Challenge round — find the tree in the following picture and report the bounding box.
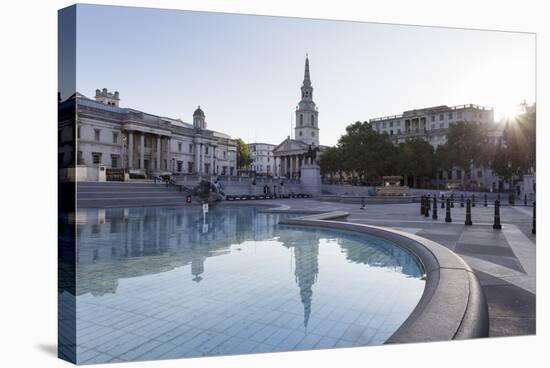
[443,121,487,184]
[490,103,536,185]
[338,121,398,183]
[235,138,252,170]
[397,138,435,188]
[318,146,344,181]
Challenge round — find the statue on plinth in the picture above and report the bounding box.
[304,144,320,166]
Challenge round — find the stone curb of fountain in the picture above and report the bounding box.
[279,211,489,344]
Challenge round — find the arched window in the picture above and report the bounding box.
[299,131,303,136]
[299,114,303,126]
[311,115,315,125]
[311,132,315,137]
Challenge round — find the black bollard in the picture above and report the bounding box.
[493,200,502,230]
[524,194,528,206]
[465,199,473,225]
[441,194,445,209]
[532,201,536,235]
[420,196,425,215]
[445,198,452,223]
[460,194,464,208]
[432,196,438,220]
[424,196,430,217]
[451,194,454,208]
[472,194,476,207]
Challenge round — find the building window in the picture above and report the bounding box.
[77,151,84,165]
[311,115,315,125]
[477,170,483,179]
[92,152,102,164]
[111,154,119,168]
[178,142,182,152]
[299,131,303,136]
[223,151,226,159]
[447,170,453,179]
[311,131,315,137]
[449,112,453,119]
[94,129,100,141]
[188,162,194,173]
[456,169,462,179]
[189,144,193,153]
[205,147,209,155]
[439,114,444,121]
[382,122,387,128]
[457,111,463,118]
[77,126,81,139]
[177,161,183,172]
[440,123,444,129]
[389,121,394,127]
[300,114,303,126]
[112,132,118,144]
[431,115,435,122]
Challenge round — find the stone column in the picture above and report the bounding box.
[290,155,294,179]
[139,133,144,170]
[128,131,133,169]
[194,141,200,174]
[166,137,172,171]
[210,145,215,175]
[156,135,161,171]
[200,144,204,174]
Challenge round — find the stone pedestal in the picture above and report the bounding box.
[522,174,535,197]
[301,164,321,198]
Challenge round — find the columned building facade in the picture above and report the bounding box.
[71,90,237,180]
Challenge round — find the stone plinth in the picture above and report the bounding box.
[301,164,321,198]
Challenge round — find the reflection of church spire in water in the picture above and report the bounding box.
[191,255,205,282]
[293,240,319,329]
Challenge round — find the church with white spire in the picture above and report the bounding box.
[273,55,326,179]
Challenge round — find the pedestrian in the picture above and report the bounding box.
[360,196,366,210]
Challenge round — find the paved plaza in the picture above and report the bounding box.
[262,198,536,337]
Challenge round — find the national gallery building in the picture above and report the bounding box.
[59,89,237,181]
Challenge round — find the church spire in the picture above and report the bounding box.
[303,54,311,87]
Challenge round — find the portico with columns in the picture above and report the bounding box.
[124,126,172,174]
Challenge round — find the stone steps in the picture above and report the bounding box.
[76,182,191,208]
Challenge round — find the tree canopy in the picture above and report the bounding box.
[318,105,536,188]
[235,138,252,169]
[491,103,536,178]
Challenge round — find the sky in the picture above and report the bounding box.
[73,4,536,147]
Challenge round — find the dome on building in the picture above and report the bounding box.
[193,106,205,117]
